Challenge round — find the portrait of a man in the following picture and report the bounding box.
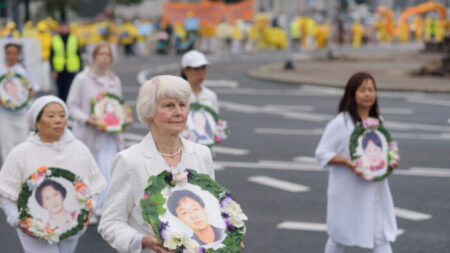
[166,190,225,246]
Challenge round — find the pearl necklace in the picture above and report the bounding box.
[159,147,182,157]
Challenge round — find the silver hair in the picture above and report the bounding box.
[136,75,191,128]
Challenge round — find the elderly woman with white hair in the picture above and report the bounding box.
[98,75,215,253]
[0,95,106,253]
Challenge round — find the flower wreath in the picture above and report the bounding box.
[0,71,32,111]
[181,103,229,147]
[90,92,133,133]
[140,168,247,253]
[17,167,93,244]
[349,117,400,181]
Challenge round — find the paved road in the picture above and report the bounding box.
[1,51,450,253]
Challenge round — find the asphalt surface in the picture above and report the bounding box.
[1,50,450,253]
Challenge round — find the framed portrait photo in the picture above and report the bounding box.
[140,168,247,253]
[17,167,93,244]
[0,71,32,111]
[90,92,133,133]
[349,117,400,181]
[181,103,229,147]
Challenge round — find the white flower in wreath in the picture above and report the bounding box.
[163,229,194,250]
[171,166,189,186]
[221,198,248,228]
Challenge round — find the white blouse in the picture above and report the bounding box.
[315,112,397,248]
[98,132,215,253]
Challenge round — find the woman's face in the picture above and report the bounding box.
[183,66,207,86]
[41,186,64,214]
[176,197,209,231]
[35,103,66,142]
[364,140,383,165]
[355,78,376,110]
[5,46,20,66]
[149,97,188,134]
[94,46,112,69]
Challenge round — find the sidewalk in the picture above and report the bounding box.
[248,43,450,93]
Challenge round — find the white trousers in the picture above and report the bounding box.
[17,227,86,253]
[325,238,392,253]
[0,112,28,161]
[95,134,117,211]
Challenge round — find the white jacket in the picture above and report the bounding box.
[98,132,215,253]
[315,112,397,248]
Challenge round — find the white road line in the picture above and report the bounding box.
[394,207,432,221]
[203,80,239,88]
[123,132,145,142]
[137,63,180,84]
[265,104,314,112]
[248,176,310,192]
[381,108,414,115]
[216,160,450,178]
[277,221,405,235]
[293,156,318,164]
[220,101,330,122]
[212,146,249,156]
[277,221,327,231]
[255,128,323,135]
[407,96,450,107]
[386,121,450,132]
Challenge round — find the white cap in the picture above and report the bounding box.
[27,95,69,131]
[181,50,209,68]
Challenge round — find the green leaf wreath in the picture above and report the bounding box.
[0,71,32,111]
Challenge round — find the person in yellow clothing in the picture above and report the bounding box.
[245,22,259,53]
[22,21,38,37]
[290,18,300,51]
[119,21,137,56]
[36,22,53,92]
[424,17,432,42]
[351,20,363,48]
[0,22,20,38]
[435,19,445,43]
[414,16,423,42]
[231,20,244,54]
[398,21,410,43]
[50,23,82,102]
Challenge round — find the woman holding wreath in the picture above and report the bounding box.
[0,95,106,253]
[315,72,398,253]
[0,43,39,161]
[66,42,125,216]
[98,75,216,253]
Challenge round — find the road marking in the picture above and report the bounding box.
[394,207,432,221]
[255,128,323,135]
[277,221,326,231]
[293,156,318,164]
[203,80,239,88]
[386,121,450,132]
[137,63,180,84]
[277,221,405,235]
[407,96,450,107]
[265,104,314,112]
[216,160,450,178]
[381,108,414,115]
[212,146,249,156]
[248,176,310,192]
[124,132,145,142]
[220,101,330,122]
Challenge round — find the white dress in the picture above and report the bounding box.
[315,112,397,248]
[0,63,39,161]
[0,130,106,253]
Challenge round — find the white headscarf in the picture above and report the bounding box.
[27,95,69,131]
[26,95,74,145]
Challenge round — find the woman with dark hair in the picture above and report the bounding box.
[35,179,78,233]
[167,190,224,246]
[362,132,385,171]
[315,72,398,253]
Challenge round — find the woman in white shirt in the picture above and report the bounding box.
[0,95,106,253]
[0,43,39,161]
[98,75,215,253]
[315,72,398,253]
[67,42,124,214]
[180,50,219,113]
